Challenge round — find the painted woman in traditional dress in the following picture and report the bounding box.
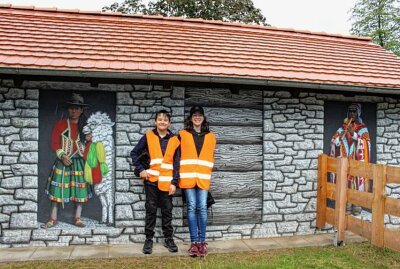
[330,103,371,215]
[41,93,93,228]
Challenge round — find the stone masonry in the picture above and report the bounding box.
[261,91,324,237]
[1,79,400,247]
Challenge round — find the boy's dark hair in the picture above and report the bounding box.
[154,110,171,121]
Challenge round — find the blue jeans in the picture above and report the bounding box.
[184,188,208,243]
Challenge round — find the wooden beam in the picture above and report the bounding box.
[347,189,373,210]
[327,183,336,200]
[347,214,372,241]
[385,197,400,218]
[327,156,337,173]
[326,207,335,225]
[386,165,400,184]
[348,159,374,179]
[316,154,328,229]
[371,164,386,247]
[384,229,400,252]
[335,157,348,243]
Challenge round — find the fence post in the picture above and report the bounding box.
[335,157,348,244]
[371,164,386,247]
[316,154,327,228]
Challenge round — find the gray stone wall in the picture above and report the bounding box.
[376,98,400,226]
[262,91,324,236]
[114,85,185,243]
[0,81,39,247]
[1,78,400,247]
[377,98,400,166]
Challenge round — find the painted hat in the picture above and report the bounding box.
[64,93,89,107]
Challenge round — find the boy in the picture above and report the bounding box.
[130,110,180,254]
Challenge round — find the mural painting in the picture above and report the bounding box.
[324,101,376,215]
[38,91,116,228]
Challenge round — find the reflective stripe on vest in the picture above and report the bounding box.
[146,131,163,183]
[158,136,180,191]
[146,131,180,191]
[178,130,216,190]
[150,158,163,165]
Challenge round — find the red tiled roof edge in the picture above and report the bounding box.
[0,4,372,42]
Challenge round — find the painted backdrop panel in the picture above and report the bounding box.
[38,90,116,226]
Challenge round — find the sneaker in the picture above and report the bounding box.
[164,238,178,252]
[198,242,208,257]
[188,242,199,257]
[143,238,153,254]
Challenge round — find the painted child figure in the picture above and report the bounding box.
[130,110,180,254]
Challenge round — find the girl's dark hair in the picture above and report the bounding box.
[155,110,171,121]
[184,114,210,133]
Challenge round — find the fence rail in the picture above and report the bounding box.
[316,154,400,251]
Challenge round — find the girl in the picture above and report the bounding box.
[179,105,216,257]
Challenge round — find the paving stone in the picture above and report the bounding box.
[243,238,282,251]
[274,235,311,248]
[0,247,37,262]
[30,246,74,260]
[208,239,251,254]
[70,245,110,259]
[108,243,143,257]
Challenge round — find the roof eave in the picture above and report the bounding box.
[0,67,398,96]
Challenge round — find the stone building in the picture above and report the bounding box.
[0,5,399,247]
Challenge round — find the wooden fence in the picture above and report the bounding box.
[316,154,400,251]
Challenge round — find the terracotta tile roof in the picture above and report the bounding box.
[0,5,399,91]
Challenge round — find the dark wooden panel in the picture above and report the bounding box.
[210,171,262,199]
[186,88,263,108]
[182,198,262,226]
[209,198,262,225]
[195,107,262,126]
[184,87,263,225]
[211,125,262,144]
[214,144,262,171]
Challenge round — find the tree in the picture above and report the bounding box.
[103,0,267,25]
[102,0,148,14]
[350,0,400,56]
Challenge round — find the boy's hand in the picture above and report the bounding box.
[169,185,176,195]
[139,170,148,181]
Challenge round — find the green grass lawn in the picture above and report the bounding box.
[1,242,400,269]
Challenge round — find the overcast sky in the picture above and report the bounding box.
[2,0,357,35]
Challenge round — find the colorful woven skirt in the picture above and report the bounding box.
[46,156,93,203]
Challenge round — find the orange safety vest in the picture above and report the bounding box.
[159,136,180,191]
[179,130,216,190]
[146,131,180,191]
